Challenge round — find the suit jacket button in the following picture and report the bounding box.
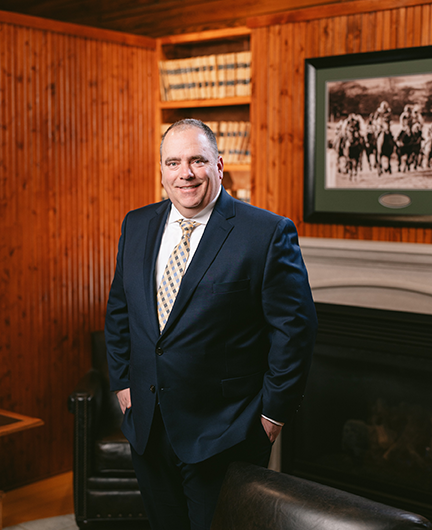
[156,347,163,356]
[150,385,156,393]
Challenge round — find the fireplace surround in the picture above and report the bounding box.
[299,237,432,316]
[280,238,432,519]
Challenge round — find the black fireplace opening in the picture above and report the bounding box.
[283,302,432,520]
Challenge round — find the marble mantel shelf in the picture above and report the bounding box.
[299,237,432,315]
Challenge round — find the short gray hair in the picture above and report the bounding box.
[160,119,219,161]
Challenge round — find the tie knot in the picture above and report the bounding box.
[178,219,199,239]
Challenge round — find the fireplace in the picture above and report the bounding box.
[282,302,432,518]
[281,234,432,522]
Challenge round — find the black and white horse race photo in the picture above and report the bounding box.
[326,73,432,190]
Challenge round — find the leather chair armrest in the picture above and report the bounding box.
[68,368,104,520]
[68,368,103,414]
[68,368,104,453]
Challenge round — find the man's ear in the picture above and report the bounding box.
[217,156,224,179]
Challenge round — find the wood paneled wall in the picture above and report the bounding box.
[250,0,432,244]
[0,12,156,490]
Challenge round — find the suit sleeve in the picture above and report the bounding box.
[261,218,318,424]
[104,214,131,392]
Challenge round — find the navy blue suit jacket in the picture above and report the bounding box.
[105,188,317,464]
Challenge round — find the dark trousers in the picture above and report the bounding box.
[131,406,272,530]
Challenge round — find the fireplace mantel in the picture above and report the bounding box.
[299,237,432,315]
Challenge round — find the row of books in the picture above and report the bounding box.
[161,121,251,165]
[159,51,251,101]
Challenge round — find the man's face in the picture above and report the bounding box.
[160,127,223,217]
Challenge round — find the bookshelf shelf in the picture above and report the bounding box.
[159,27,251,46]
[160,96,251,109]
[224,164,250,172]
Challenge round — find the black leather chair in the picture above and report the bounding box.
[68,331,150,528]
[211,461,432,530]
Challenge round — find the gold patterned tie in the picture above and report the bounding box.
[157,219,199,332]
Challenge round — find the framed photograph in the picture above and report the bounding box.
[304,45,432,226]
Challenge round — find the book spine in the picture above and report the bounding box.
[158,60,170,101]
[193,57,204,99]
[216,54,226,99]
[226,122,237,164]
[233,121,246,163]
[207,55,218,99]
[168,60,183,101]
[225,53,236,98]
[241,122,251,164]
[235,51,250,97]
[183,57,196,100]
[218,121,228,158]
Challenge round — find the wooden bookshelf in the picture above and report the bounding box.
[155,27,252,203]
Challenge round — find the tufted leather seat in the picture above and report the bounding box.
[211,461,432,530]
[68,331,150,528]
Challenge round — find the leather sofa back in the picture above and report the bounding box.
[211,462,432,530]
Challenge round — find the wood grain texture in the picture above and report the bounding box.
[2,0,432,41]
[0,9,156,47]
[250,1,432,243]
[247,0,432,27]
[2,471,73,527]
[0,0,412,39]
[0,15,156,490]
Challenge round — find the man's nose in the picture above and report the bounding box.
[180,162,194,178]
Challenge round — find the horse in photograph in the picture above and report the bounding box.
[364,127,377,171]
[409,122,423,170]
[376,121,395,176]
[396,127,413,172]
[340,129,363,180]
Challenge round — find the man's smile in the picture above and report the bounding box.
[177,184,201,190]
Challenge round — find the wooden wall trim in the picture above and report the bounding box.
[158,26,251,45]
[0,9,156,48]
[247,0,432,28]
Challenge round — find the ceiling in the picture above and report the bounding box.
[0,0,353,38]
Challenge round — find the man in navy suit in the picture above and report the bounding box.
[105,119,317,530]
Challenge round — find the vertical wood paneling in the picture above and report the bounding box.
[374,10,384,50]
[0,16,156,489]
[421,4,430,45]
[250,27,269,209]
[280,23,293,217]
[251,2,432,244]
[397,8,407,48]
[291,21,307,226]
[267,26,281,215]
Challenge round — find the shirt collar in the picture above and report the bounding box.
[167,185,222,226]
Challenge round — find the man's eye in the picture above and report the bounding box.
[192,159,205,165]
[168,162,178,167]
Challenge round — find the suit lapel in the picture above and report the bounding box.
[142,201,170,337]
[161,188,236,336]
